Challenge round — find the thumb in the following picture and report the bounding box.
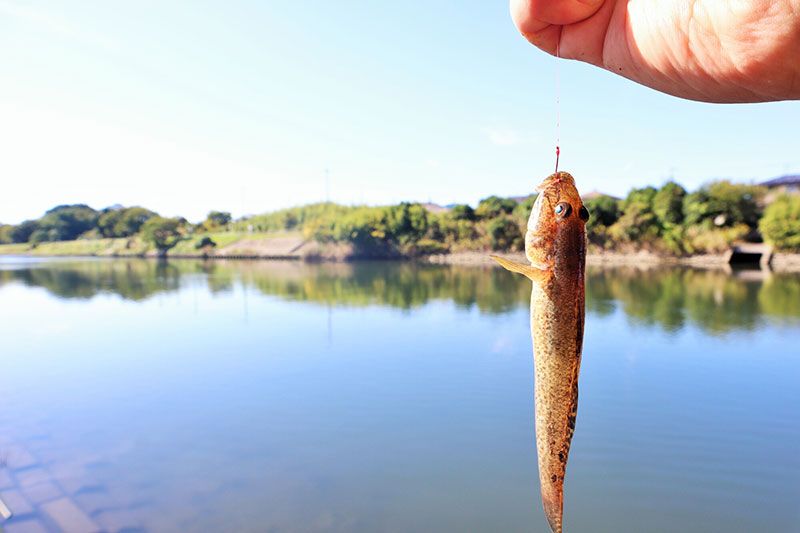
[510,0,605,51]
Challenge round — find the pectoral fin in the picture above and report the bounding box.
[490,255,550,283]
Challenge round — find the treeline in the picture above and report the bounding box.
[2,179,799,256]
[0,205,233,255]
[237,179,800,254]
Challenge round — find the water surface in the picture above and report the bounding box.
[1,258,798,532]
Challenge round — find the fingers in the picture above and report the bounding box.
[510,0,606,53]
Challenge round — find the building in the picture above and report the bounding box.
[760,174,800,194]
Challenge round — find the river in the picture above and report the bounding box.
[0,258,798,532]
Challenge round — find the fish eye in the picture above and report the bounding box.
[554,202,572,217]
[579,206,590,222]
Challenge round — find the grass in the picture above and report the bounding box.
[170,232,250,254]
[0,237,149,256]
[0,231,302,257]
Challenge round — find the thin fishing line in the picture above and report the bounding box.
[555,34,561,174]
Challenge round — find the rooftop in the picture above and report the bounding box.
[760,174,800,187]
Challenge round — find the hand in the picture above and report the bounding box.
[510,0,800,102]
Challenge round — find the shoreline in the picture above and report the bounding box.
[2,247,800,273]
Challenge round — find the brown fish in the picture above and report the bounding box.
[491,171,588,533]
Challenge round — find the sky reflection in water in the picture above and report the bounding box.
[0,258,798,532]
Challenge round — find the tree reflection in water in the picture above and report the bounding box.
[1,259,798,334]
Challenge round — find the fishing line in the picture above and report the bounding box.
[554,34,561,174]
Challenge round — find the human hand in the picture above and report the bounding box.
[510,0,800,102]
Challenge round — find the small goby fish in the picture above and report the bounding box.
[491,171,588,533]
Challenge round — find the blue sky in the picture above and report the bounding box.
[1,0,798,224]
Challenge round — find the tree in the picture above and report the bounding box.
[475,196,517,219]
[759,195,800,251]
[608,187,660,243]
[141,216,184,256]
[202,211,232,231]
[583,195,620,229]
[653,181,686,225]
[31,204,99,242]
[513,194,538,220]
[683,180,765,228]
[10,220,40,243]
[385,203,428,245]
[0,224,13,244]
[98,206,157,237]
[486,216,523,251]
[450,204,476,221]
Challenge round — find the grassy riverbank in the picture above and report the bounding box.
[0,232,303,258]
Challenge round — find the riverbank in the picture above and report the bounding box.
[2,236,800,272]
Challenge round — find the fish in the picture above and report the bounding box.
[491,171,589,533]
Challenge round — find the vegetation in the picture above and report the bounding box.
[1,178,797,257]
[760,195,800,251]
[98,206,157,237]
[141,217,186,256]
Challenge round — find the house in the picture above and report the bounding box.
[760,174,800,194]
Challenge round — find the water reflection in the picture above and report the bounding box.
[1,259,799,333]
[1,258,798,532]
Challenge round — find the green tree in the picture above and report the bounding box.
[202,211,232,231]
[653,181,686,225]
[583,195,620,229]
[512,194,538,221]
[608,187,660,243]
[385,203,428,244]
[0,224,13,244]
[486,216,523,251]
[30,205,99,242]
[475,196,517,219]
[141,216,185,256]
[450,204,476,221]
[759,195,800,250]
[98,206,157,237]
[683,181,765,228]
[10,220,40,243]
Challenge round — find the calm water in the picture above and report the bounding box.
[0,258,798,533]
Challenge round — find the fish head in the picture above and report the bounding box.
[525,171,588,268]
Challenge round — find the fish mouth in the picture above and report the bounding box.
[535,171,580,206]
[536,171,576,193]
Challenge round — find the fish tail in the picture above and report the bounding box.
[542,488,564,533]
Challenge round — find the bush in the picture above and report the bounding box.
[475,196,517,219]
[486,216,523,251]
[684,224,750,253]
[608,187,660,244]
[584,195,620,228]
[450,204,476,221]
[512,195,537,221]
[195,236,217,250]
[684,181,765,228]
[760,195,800,251]
[653,181,686,225]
